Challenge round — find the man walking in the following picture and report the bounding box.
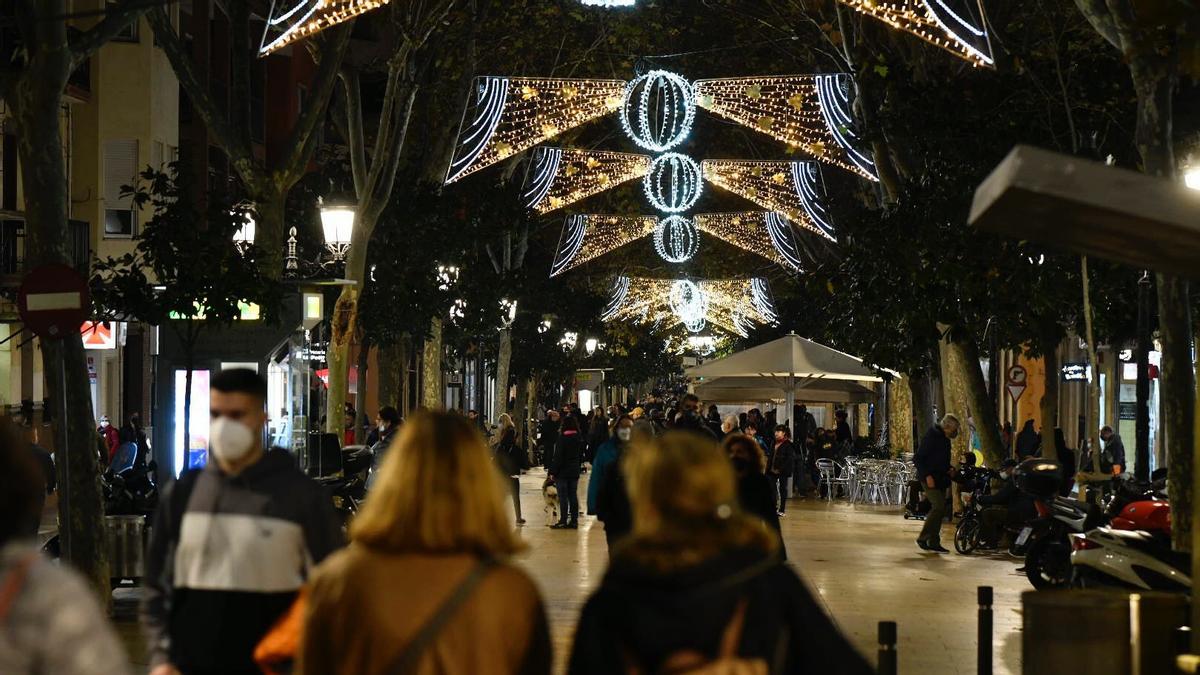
[143,369,342,675]
[914,414,960,553]
[1099,426,1126,475]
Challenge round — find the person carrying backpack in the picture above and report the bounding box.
[568,432,872,675]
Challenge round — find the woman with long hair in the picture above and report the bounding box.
[722,433,784,558]
[568,432,870,675]
[494,413,526,525]
[298,411,550,675]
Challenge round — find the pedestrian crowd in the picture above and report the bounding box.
[0,373,875,675]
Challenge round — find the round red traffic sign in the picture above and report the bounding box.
[17,264,91,340]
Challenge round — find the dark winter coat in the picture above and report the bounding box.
[767,440,795,477]
[595,456,633,546]
[735,472,785,560]
[494,428,525,477]
[1016,421,1040,459]
[914,425,953,489]
[1101,434,1126,473]
[567,547,872,675]
[551,431,584,480]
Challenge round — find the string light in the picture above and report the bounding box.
[836,0,994,67]
[620,70,696,152]
[693,75,878,181]
[653,216,700,263]
[260,0,389,56]
[603,276,777,337]
[692,212,804,271]
[446,76,626,184]
[701,159,837,240]
[550,214,658,277]
[644,153,703,213]
[581,0,635,5]
[523,147,652,213]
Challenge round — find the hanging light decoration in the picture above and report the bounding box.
[644,153,703,213]
[260,0,390,56]
[653,216,700,263]
[620,70,696,152]
[701,159,836,240]
[523,147,652,213]
[836,0,994,67]
[445,77,627,184]
[550,214,659,277]
[692,212,804,271]
[604,277,778,337]
[669,279,709,329]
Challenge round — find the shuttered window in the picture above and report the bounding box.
[104,139,138,237]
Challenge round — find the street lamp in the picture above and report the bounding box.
[499,298,517,328]
[585,337,599,356]
[560,331,578,352]
[231,204,255,253]
[437,264,460,290]
[319,198,356,262]
[1184,165,1200,191]
[538,318,552,334]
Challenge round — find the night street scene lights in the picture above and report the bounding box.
[319,198,357,262]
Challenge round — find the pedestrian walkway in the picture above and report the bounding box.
[113,467,1025,674]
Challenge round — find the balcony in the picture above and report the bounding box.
[0,218,92,280]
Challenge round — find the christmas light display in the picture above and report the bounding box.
[550,214,658,277]
[522,147,652,213]
[836,0,994,67]
[644,153,703,213]
[445,77,626,184]
[693,74,878,181]
[260,0,389,55]
[581,0,636,5]
[620,70,696,153]
[701,159,836,240]
[603,276,778,337]
[692,212,804,271]
[653,216,700,263]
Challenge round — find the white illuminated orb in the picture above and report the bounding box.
[620,70,695,152]
[669,279,708,330]
[653,216,699,263]
[644,153,703,213]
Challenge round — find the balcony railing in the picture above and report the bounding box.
[0,218,92,277]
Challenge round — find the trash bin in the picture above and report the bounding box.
[104,515,147,581]
[1023,590,1188,675]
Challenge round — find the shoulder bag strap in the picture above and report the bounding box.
[388,557,497,675]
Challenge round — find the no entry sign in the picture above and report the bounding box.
[17,264,90,340]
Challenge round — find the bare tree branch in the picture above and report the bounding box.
[147,6,254,168]
[69,0,146,64]
[1073,0,1122,49]
[277,24,353,182]
[339,69,368,196]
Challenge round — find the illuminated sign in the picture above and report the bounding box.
[168,302,261,321]
[81,321,117,350]
[1061,363,1089,382]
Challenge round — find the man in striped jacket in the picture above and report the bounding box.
[143,368,342,675]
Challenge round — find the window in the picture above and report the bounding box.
[103,139,138,237]
[108,1,139,43]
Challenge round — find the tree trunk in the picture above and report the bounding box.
[526,375,540,465]
[947,330,1007,467]
[8,11,109,597]
[376,341,403,412]
[911,371,935,443]
[1081,256,1102,473]
[889,376,914,455]
[251,185,288,279]
[421,317,444,409]
[1159,274,1194,550]
[1039,335,1061,460]
[494,327,513,423]
[355,336,371,437]
[324,285,359,433]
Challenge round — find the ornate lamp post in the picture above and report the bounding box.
[319,199,356,262]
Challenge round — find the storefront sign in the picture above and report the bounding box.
[1119,401,1137,421]
[81,321,116,349]
[1061,362,1089,382]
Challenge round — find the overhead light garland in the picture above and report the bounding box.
[603,276,777,337]
[523,147,652,213]
[653,216,700,263]
[260,0,389,56]
[836,0,994,68]
[581,0,636,5]
[693,74,878,181]
[620,70,696,153]
[692,212,804,271]
[445,77,626,184]
[550,214,658,277]
[644,153,704,213]
[701,159,837,240]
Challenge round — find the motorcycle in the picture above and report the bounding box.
[317,444,373,527]
[1070,498,1187,590]
[1015,462,1168,590]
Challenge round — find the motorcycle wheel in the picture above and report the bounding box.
[954,518,980,554]
[1025,533,1073,589]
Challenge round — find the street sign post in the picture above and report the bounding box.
[1006,364,1027,403]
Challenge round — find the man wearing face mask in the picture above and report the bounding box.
[590,415,635,555]
[143,369,342,675]
[98,415,120,465]
[914,414,961,553]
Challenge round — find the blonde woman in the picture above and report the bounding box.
[568,432,872,675]
[493,413,526,525]
[298,412,550,675]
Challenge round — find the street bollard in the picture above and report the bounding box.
[878,621,897,675]
[978,586,993,675]
[1176,626,1192,657]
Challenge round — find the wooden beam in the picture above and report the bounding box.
[969,145,1200,278]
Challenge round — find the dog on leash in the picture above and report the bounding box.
[542,478,559,525]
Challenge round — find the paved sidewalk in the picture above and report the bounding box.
[112,468,1026,674]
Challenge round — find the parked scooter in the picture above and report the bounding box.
[1014,460,1166,590]
[1070,497,1188,590]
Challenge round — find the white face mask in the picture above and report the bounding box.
[99,420,109,428]
[210,417,257,464]
[378,422,387,432]
[616,428,632,442]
